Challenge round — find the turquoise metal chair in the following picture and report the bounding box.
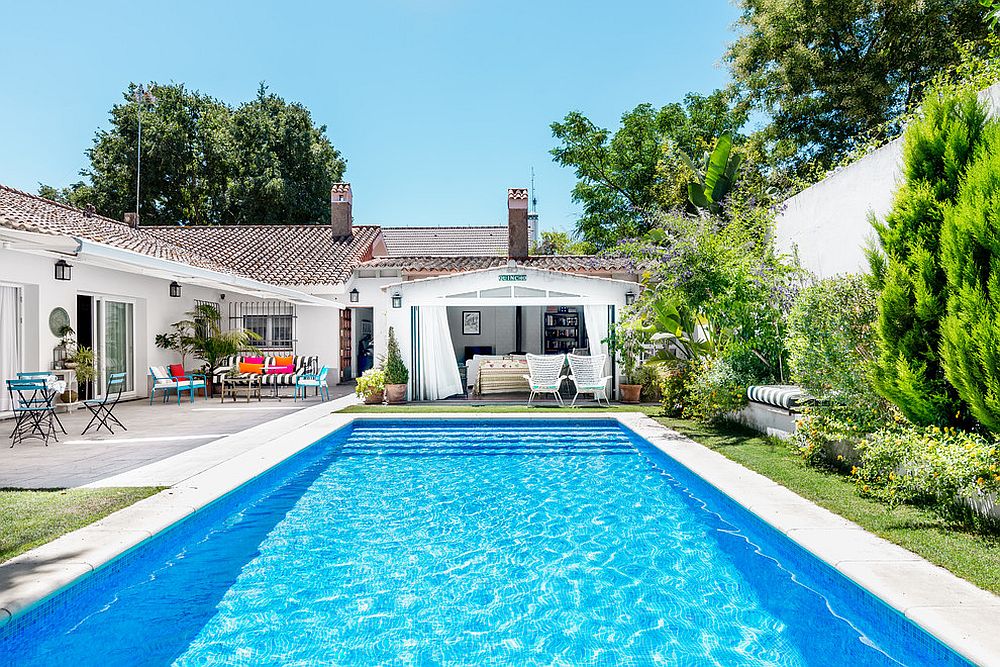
[82,373,128,435]
[7,378,58,446]
[16,372,67,434]
[294,366,330,401]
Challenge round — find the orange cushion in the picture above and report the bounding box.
[238,362,263,374]
[274,355,293,366]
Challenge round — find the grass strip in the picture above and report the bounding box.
[0,487,165,563]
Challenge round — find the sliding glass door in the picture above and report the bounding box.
[0,284,22,413]
[97,298,135,395]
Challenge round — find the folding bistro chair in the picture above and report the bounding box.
[82,372,128,435]
[7,378,59,447]
[16,372,68,434]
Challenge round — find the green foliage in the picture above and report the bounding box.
[940,122,1000,431]
[868,88,988,426]
[657,360,694,417]
[787,275,893,437]
[727,0,990,176]
[550,91,748,248]
[640,294,716,364]
[355,367,386,399]
[43,82,345,226]
[531,231,593,256]
[854,425,1000,516]
[682,133,742,215]
[383,327,409,385]
[70,346,97,384]
[186,304,261,377]
[983,0,1000,28]
[604,317,650,385]
[683,357,749,424]
[154,319,198,367]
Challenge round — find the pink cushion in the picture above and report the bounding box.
[266,364,294,374]
[244,355,264,364]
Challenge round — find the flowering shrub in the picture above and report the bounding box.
[683,357,748,424]
[787,275,897,463]
[657,360,693,417]
[355,367,386,400]
[853,425,1000,513]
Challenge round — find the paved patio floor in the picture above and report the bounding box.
[1,384,355,489]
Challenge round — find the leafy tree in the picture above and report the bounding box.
[940,121,1000,431]
[550,90,748,249]
[531,230,592,255]
[37,181,94,208]
[867,88,987,426]
[42,82,345,226]
[728,0,989,174]
[227,85,347,225]
[383,327,409,385]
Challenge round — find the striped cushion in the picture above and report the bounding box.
[747,385,812,410]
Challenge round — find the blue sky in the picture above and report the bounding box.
[0,0,740,232]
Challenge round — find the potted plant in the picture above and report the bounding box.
[383,326,409,404]
[155,318,197,368]
[185,304,261,396]
[66,345,97,402]
[606,320,647,404]
[355,367,386,405]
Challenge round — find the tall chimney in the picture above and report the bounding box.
[330,183,353,238]
[507,187,529,260]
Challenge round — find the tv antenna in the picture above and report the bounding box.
[530,167,538,212]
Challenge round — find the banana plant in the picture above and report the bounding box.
[643,294,722,363]
[680,133,742,216]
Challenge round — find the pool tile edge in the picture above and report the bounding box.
[616,412,1000,665]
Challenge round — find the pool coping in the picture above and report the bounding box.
[1,411,998,664]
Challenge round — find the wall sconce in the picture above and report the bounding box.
[54,259,72,281]
[169,281,182,298]
[391,293,402,309]
[349,288,359,303]
[625,290,636,305]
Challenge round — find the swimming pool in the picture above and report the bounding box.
[0,419,969,665]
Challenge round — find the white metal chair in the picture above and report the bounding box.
[523,353,567,406]
[567,353,612,407]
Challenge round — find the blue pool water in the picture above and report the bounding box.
[0,420,968,666]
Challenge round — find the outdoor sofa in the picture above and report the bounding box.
[213,355,319,393]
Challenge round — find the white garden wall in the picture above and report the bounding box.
[775,82,1000,278]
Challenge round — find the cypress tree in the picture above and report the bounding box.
[868,89,987,426]
[940,121,1000,432]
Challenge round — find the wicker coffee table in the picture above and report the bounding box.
[220,374,261,403]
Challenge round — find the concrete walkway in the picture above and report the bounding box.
[0,384,355,488]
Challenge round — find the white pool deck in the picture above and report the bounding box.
[1,407,999,664]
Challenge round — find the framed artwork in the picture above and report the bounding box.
[462,310,481,335]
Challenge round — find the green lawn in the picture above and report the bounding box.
[0,487,164,563]
[337,403,1000,593]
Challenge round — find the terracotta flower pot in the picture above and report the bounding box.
[364,390,385,405]
[620,384,642,404]
[385,383,408,404]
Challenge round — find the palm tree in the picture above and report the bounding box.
[186,303,261,393]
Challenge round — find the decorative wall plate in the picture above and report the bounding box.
[49,307,71,336]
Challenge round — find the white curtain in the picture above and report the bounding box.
[583,305,610,375]
[418,306,464,400]
[0,285,22,413]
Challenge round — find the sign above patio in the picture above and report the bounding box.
[498,274,527,282]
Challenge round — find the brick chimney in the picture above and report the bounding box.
[507,187,529,260]
[330,183,353,238]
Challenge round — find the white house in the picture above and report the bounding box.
[0,184,638,408]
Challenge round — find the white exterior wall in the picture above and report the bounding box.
[0,247,337,394]
[775,82,1000,278]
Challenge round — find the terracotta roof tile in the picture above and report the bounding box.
[0,184,237,273]
[380,223,536,257]
[361,255,635,275]
[145,224,381,285]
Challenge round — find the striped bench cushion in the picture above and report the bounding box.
[747,385,812,410]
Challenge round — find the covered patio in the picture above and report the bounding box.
[381,265,639,401]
